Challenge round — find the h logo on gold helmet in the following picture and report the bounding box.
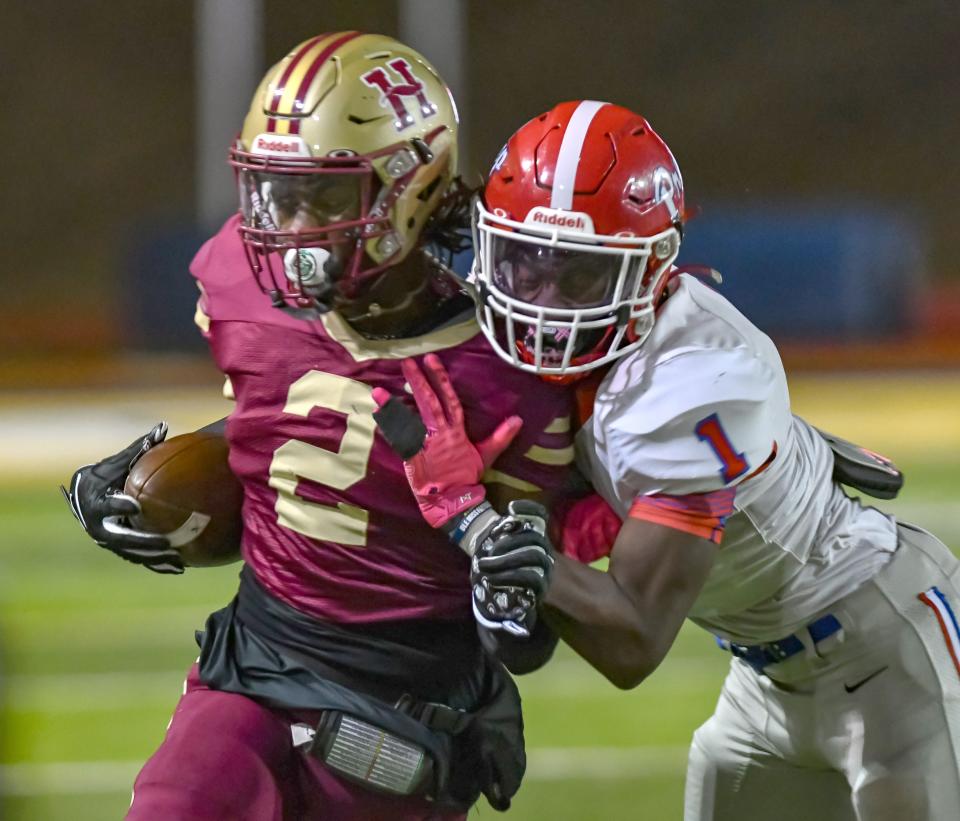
[229,32,459,312]
[361,58,438,131]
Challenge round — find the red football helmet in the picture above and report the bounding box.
[473,100,684,378]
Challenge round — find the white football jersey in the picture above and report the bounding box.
[577,273,899,643]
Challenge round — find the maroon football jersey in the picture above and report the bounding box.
[191,215,575,624]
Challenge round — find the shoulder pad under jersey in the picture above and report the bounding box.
[595,343,790,497]
[190,215,307,331]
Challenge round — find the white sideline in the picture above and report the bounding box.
[5,672,189,712]
[0,391,231,480]
[527,745,689,780]
[3,372,959,479]
[0,761,141,796]
[0,746,690,795]
[3,656,728,714]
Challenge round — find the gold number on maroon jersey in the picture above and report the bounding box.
[268,371,377,546]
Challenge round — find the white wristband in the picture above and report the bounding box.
[456,507,502,557]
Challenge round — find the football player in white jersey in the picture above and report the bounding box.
[376,101,960,820]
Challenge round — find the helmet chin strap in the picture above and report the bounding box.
[283,247,333,296]
[338,251,469,338]
[282,246,349,292]
[322,253,345,279]
[339,274,431,327]
[274,242,468,335]
[274,244,356,316]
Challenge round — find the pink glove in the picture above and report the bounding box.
[556,493,622,564]
[372,354,522,529]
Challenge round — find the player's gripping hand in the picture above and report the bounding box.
[371,353,522,528]
[555,492,622,564]
[60,423,185,574]
[472,501,555,637]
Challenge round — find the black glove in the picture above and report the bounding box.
[60,422,185,574]
[471,501,555,637]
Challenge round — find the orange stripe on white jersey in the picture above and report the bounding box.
[629,486,737,545]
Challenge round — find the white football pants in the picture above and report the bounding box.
[685,522,960,821]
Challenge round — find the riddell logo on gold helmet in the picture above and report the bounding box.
[251,134,310,157]
[525,206,595,234]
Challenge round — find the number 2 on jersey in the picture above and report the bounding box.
[269,371,377,546]
[695,413,749,483]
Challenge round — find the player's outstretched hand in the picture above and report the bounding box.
[472,500,555,636]
[372,353,522,528]
[61,423,185,574]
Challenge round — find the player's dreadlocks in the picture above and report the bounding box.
[421,175,479,265]
[342,176,481,339]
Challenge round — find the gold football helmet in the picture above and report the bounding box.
[229,32,459,309]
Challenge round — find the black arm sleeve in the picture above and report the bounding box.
[478,619,559,675]
[199,417,228,436]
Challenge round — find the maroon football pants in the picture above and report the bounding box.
[126,665,467,821]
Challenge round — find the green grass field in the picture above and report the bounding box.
[1,372,958,819]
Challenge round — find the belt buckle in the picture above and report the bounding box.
[726,641,773,674]
[719,630,814,674]
[767,637,798,663]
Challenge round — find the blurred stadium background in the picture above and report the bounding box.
[1,2,958,818]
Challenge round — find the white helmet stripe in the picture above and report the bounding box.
[550,100,608,210]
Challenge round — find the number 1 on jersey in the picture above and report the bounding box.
[695,413,749,483]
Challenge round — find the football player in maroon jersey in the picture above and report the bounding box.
[63,34,581,820]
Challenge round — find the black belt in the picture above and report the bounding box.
[231,565,483,704]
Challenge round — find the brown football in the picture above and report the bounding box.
[124,431,243,567]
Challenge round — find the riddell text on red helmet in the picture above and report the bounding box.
[527,207,593,232]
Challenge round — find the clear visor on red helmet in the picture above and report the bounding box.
[473,200,680,376]
[492,241,628,309]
